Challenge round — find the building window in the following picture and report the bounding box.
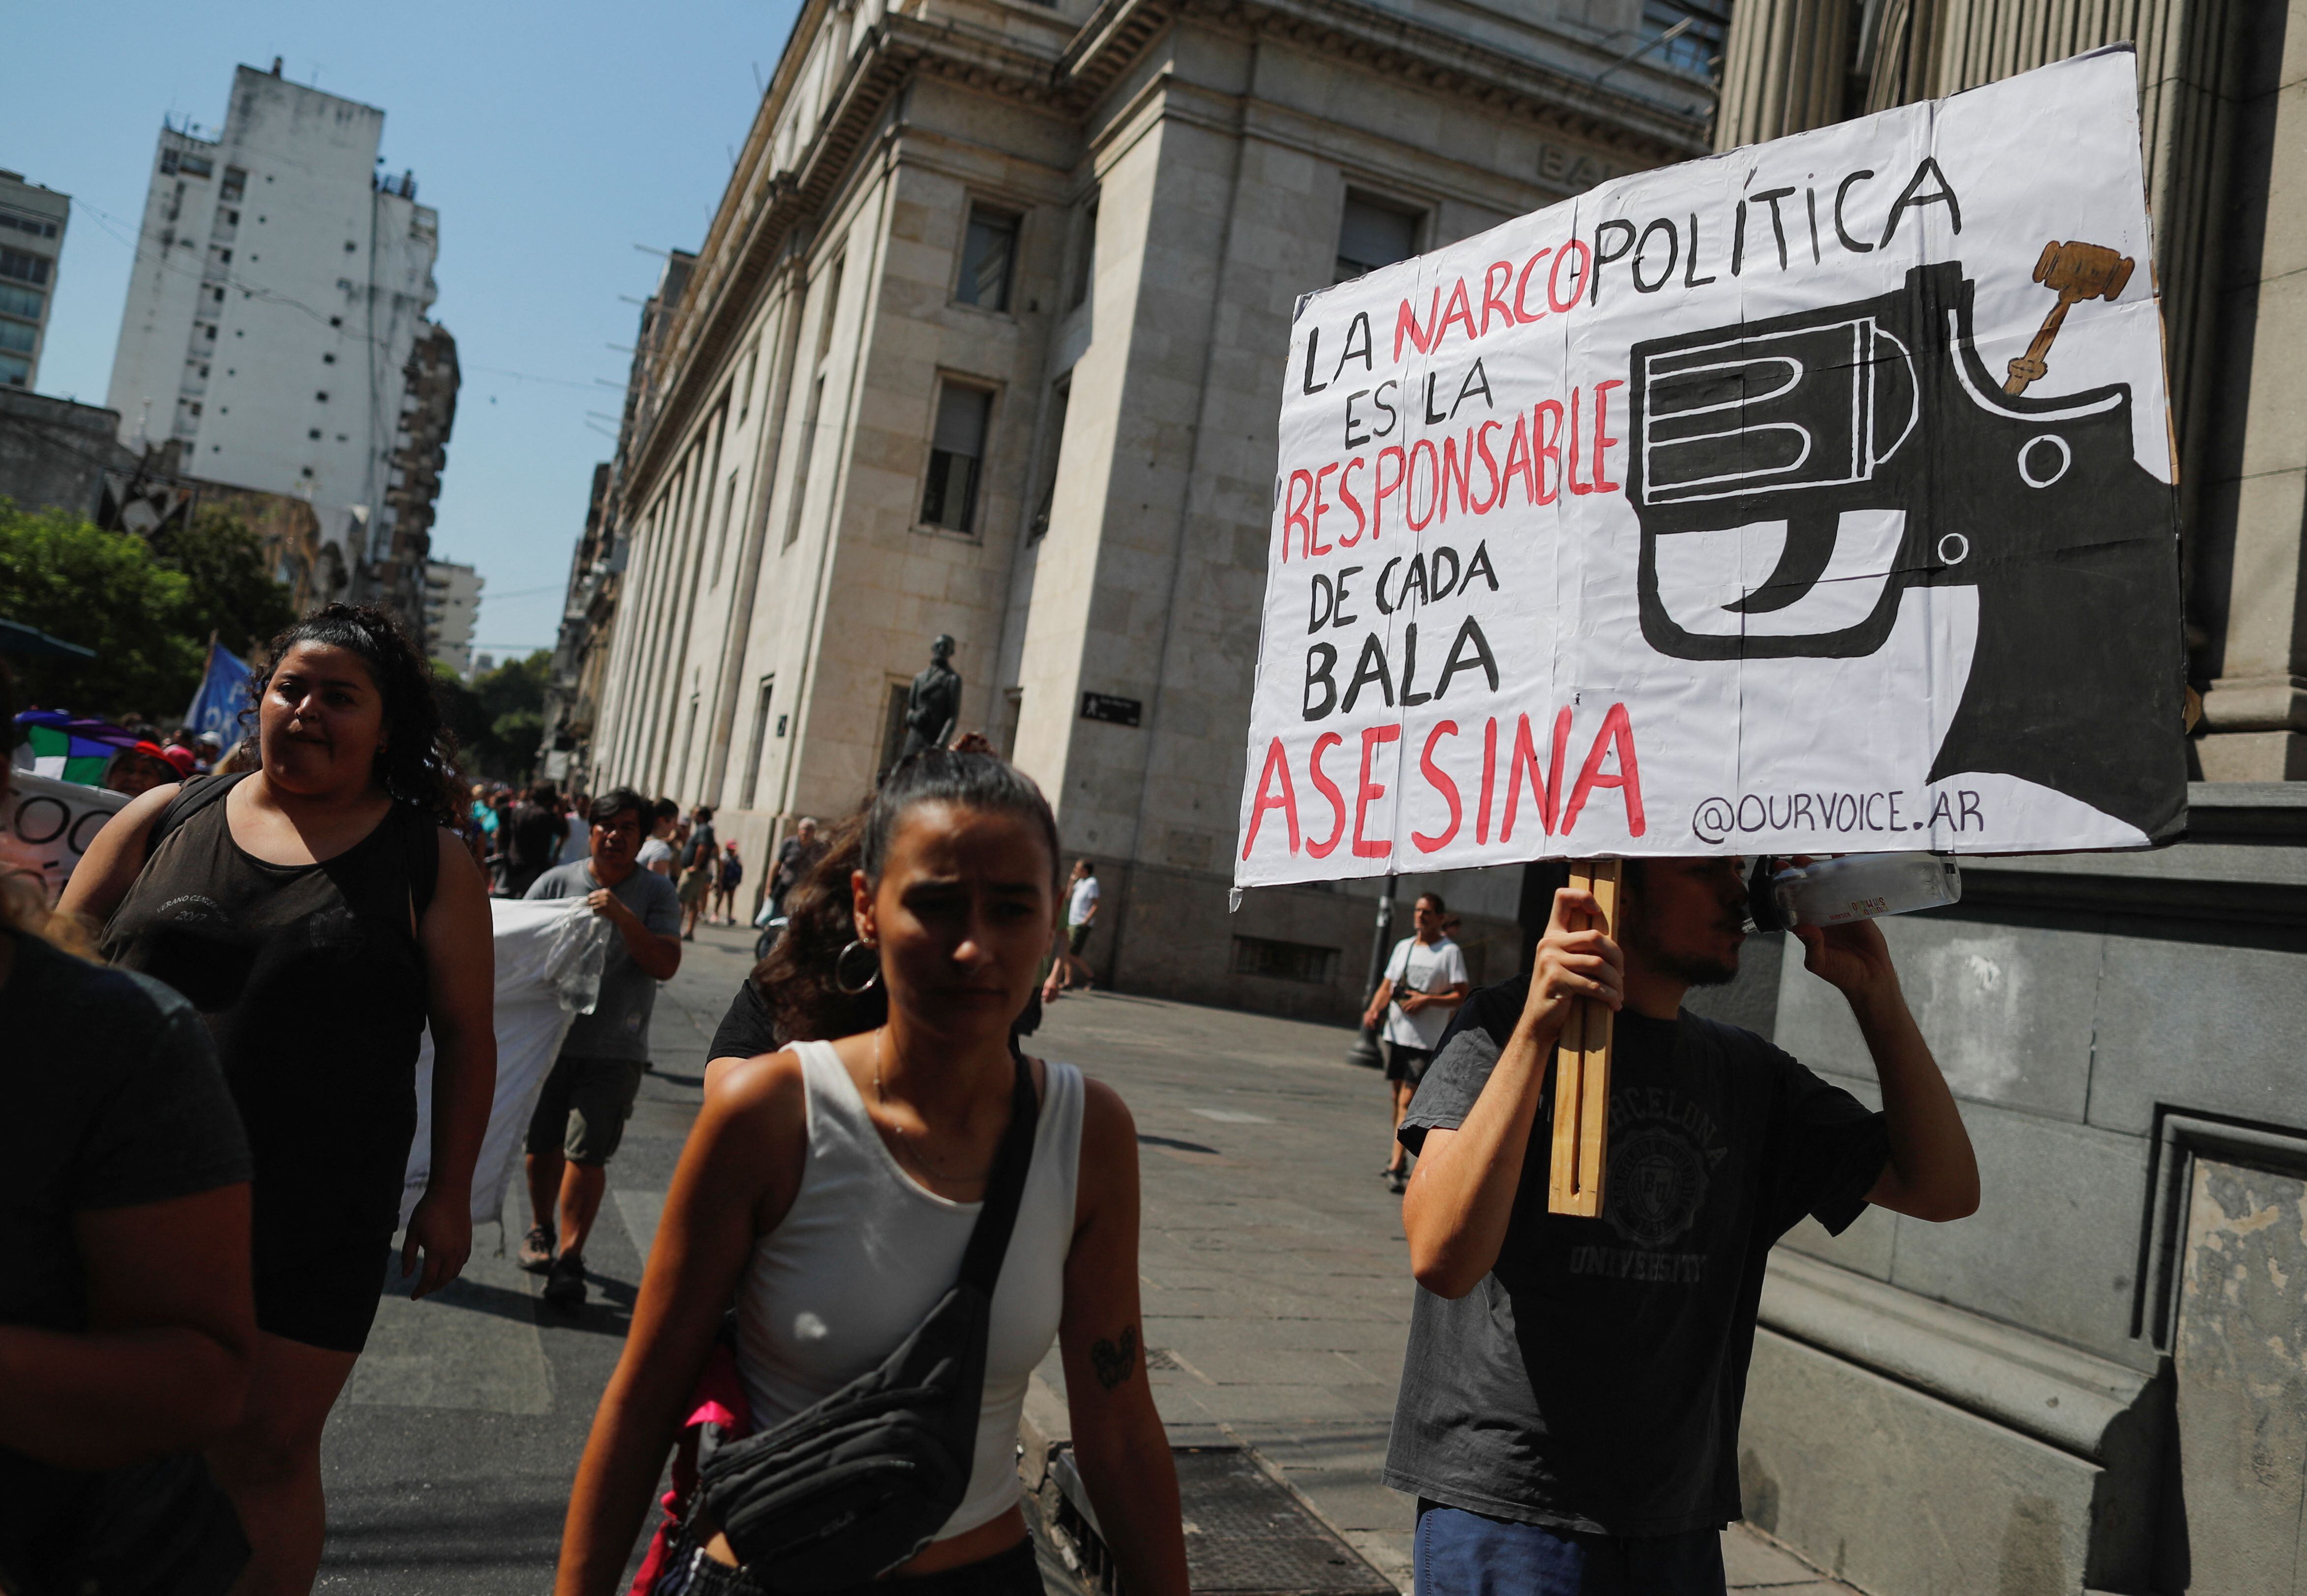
[0,249,52,286]
[1231,935,1340,984]
[921,383,990,534]
[1029,377,1069,540]
[0,321,33,356]
[1335,194,1421,283]
[179,153,213,179]
[0,353,28,388]
[1640,0,1727,81]
[315,391,328,402]
[737,342,759,423]
[0,284,42,320]
[741,678,774,808]
[784,375,825,549]
[322,351,335,363]
[709,470,739,589]
[1068,197,1098,311]
[308,428,323,440]
[221,168,247,201]
[955,207,1018,312]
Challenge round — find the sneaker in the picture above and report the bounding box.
[1386,1170,1407,1195]
[518,1225,556,1273]
[543,1251,587,1309]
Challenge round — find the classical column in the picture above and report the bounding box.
[2197,13,2307,778]
[1713,0,1852,150]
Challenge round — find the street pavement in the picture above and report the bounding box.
[320,921,1854,1594]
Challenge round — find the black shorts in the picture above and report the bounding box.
[1067,923,1093,956]
[1383,1041,1434,1084]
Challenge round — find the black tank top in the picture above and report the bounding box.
[101,774,438,1241]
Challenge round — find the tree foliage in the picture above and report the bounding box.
[0,500,202,719]
[152,507,301,660]
[0,499,300,724]
[435,648,551,782]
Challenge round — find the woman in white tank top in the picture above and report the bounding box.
[556,753,1189,1596]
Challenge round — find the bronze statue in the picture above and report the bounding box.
[897,634,962,763]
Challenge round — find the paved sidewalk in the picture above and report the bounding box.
[1025,986,1856,1595]
[318,925,1853,1592]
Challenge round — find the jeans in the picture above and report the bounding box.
[1415,1500,1728,1596]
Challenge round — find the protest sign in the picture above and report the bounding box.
[2,769,128,899]
[1236,47,2185,889]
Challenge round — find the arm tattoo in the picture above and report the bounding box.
[1089,1325,1139,1391]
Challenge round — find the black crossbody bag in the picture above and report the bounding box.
[694,1050,1040,1591]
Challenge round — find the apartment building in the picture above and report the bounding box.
[105,61,456,629]
[0,171,68,391]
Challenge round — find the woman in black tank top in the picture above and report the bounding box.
[63,603,497,1596]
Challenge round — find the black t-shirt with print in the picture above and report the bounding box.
[1383,992,1888,1536]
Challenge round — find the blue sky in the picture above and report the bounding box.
[4,0,799,660]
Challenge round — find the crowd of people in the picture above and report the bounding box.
[1,597,1982,1596]
[460,781,750,937]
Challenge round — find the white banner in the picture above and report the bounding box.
[1237,48,2184,888]
[401,898,613,1231]
[2,771,128,900]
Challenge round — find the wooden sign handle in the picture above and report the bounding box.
[1547,858,1620,1216]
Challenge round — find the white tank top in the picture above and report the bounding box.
[735,1040,1084,1540]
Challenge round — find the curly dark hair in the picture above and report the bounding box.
[250,602,464,825]
[752,810,884,1043]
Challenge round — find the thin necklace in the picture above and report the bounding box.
[872,1026,991,1183]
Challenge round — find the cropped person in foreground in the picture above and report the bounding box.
[1,667,257,1596]
[64,603,497,1596]
[556,751,1188,1596]
[1388,856,1979,1596]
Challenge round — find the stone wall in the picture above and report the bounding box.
[1722,784,2307,1594]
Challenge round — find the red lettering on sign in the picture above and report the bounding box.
[1374,446,1405,540]
[1306,732,1347,858]
[1560,701,1646,837]
[1395,290,1440,360]
[1336,457,1367,546]
[1481,262,1515,335]
[1283,470,1314,560]
[1500,707,1572,842]
[1242,738,1301,858]
[1353,725,1400,858]
[1413,721,1462,853]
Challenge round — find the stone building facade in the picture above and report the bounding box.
[1707,6,2307,1594]
[574,0,1716,1014]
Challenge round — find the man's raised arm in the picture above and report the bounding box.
[1402,889,1621,1298]
[1793,920,1980,1222]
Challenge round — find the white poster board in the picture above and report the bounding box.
[1236,48,2185,889]
[2,770,128,900]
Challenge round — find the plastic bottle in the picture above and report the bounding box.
[1745,853,1962,932]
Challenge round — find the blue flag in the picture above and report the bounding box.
[184,641,254,742]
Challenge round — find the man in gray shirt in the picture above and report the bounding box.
[518,786,682,1308]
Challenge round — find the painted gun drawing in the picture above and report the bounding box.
[1630,258,2184,837]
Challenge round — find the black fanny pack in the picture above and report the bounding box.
[696,1050,1040,1590]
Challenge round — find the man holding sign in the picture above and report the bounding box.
[1385,859,1975,1592]
[1227,41,2179,1596]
